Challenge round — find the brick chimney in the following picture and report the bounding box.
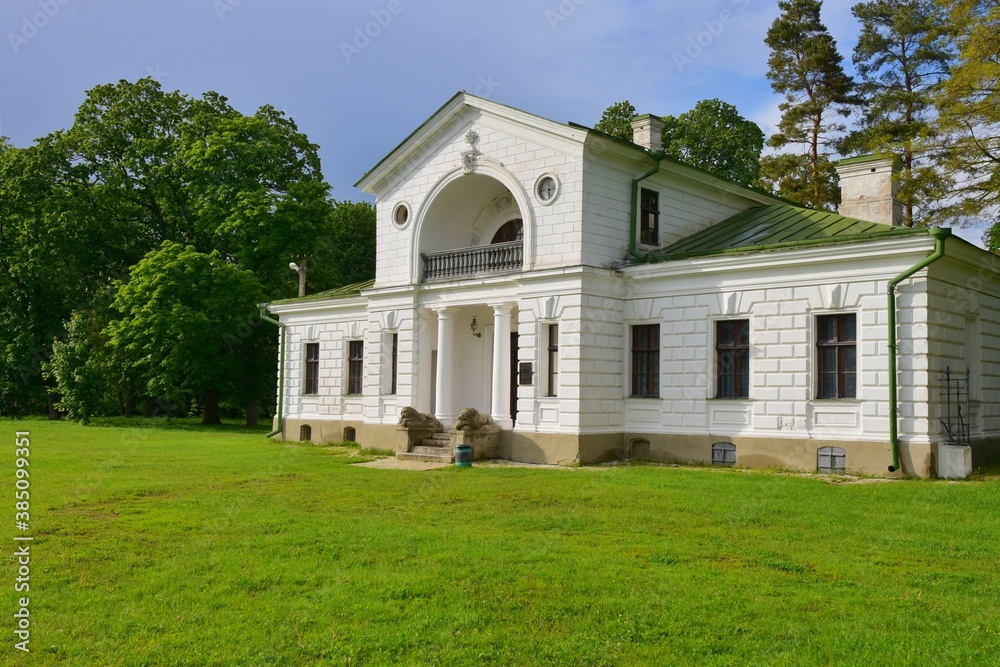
[835,155,903,226]
[630,114,664,152]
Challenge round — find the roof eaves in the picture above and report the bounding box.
[269,278,376,305]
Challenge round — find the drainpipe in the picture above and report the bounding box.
[259,306,287,439]
[628,151,665,260]
[887,227,950,472]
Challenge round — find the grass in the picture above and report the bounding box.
[3,418,1000,666]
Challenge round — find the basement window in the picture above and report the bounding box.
[712,442,736,466]
[817,446,846,474]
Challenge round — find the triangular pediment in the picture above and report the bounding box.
[355,92,588,196]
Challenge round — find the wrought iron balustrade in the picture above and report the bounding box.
[422,241,523,282]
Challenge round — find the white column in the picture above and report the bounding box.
[416,310,435,414]
[434,307,455,425]
[491,303,514,429]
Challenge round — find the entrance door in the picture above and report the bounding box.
[509,332,519,425]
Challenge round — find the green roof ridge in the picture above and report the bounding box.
[648,204,928,262]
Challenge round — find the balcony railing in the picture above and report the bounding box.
[422,241,523,282]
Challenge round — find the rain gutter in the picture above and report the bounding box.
[259,306,286,439]
[887,227,950,473]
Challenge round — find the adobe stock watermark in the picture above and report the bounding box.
[546,0,586,31]
[7,0,72,54]
[12,431,32,653]
[340,0,404,64]
[673,0,751,73]
[213,0,243,22]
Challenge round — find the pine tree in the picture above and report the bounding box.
[842,0,953,226]
[765,0,855,209]
[934,0,1000,243]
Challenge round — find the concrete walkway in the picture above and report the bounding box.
[353,458,451,471]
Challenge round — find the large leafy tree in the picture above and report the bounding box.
[841,0,953,226]
[594,100,637,141]
[661,99,765,186]
[1,78,342,420]
[934,0,1000,244]
[106,242,266,425]
[766,0,856,209]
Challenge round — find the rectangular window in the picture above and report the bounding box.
[546,324,559,397]
[817,314,857,399]
[631,324,660,398]
[389,333,398,395]
[716,320,750,399]
[347,340,364,395]
[640,188,659,246]
[304,343,319,395]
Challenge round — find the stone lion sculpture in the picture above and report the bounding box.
[453,407,496,431]
[398,407,443,431]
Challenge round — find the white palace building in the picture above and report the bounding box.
[262,93,1000,478]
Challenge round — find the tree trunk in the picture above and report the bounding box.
[46,392,61,420]
[203,388,221,425]
[143,397,156,418]
[246,400,258,427]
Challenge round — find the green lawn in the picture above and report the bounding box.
[3,418,999,666]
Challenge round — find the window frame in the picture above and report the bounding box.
[816,314,857,399]
[715,319,750,399]
[347,339,364,396]
[630,323,660,398]
[303,342,320,395]
[639,188,659,246]
[546,323,559,397]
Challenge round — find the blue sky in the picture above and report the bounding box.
[0,0,856,192]
[1,0,984,244]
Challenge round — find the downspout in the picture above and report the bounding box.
[628,151,665,260]
[259,306,287,439]
[887,227,950,472]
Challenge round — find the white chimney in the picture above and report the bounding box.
[835,155,903,226]
[630,114,664,152]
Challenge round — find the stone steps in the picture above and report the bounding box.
[395,432,452,463]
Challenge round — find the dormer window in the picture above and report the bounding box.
[491,219,523,243]
[640,188,659,246]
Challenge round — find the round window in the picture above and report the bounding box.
[392,202,410,228]
[535,175,558,204]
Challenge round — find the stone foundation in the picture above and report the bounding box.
[271,416,940,477]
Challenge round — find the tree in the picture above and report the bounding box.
[661,99,765,186]
[308,201,377,291]
[45,304,142,423]
[1,78,340,421]
[765,0,856,209]
[594,100,637,141]
[106,242,266,425]
[757,153,842,207]
[933,0,1000,242]
[840,0,953,226]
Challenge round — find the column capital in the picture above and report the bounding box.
[489,302,514,316]
[433,306,456,320]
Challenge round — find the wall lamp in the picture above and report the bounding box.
[470,317,482,338]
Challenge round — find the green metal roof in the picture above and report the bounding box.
[648,204,928,262]
[270,278,375,305]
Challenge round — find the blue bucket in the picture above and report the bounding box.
[454,444,473,467]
